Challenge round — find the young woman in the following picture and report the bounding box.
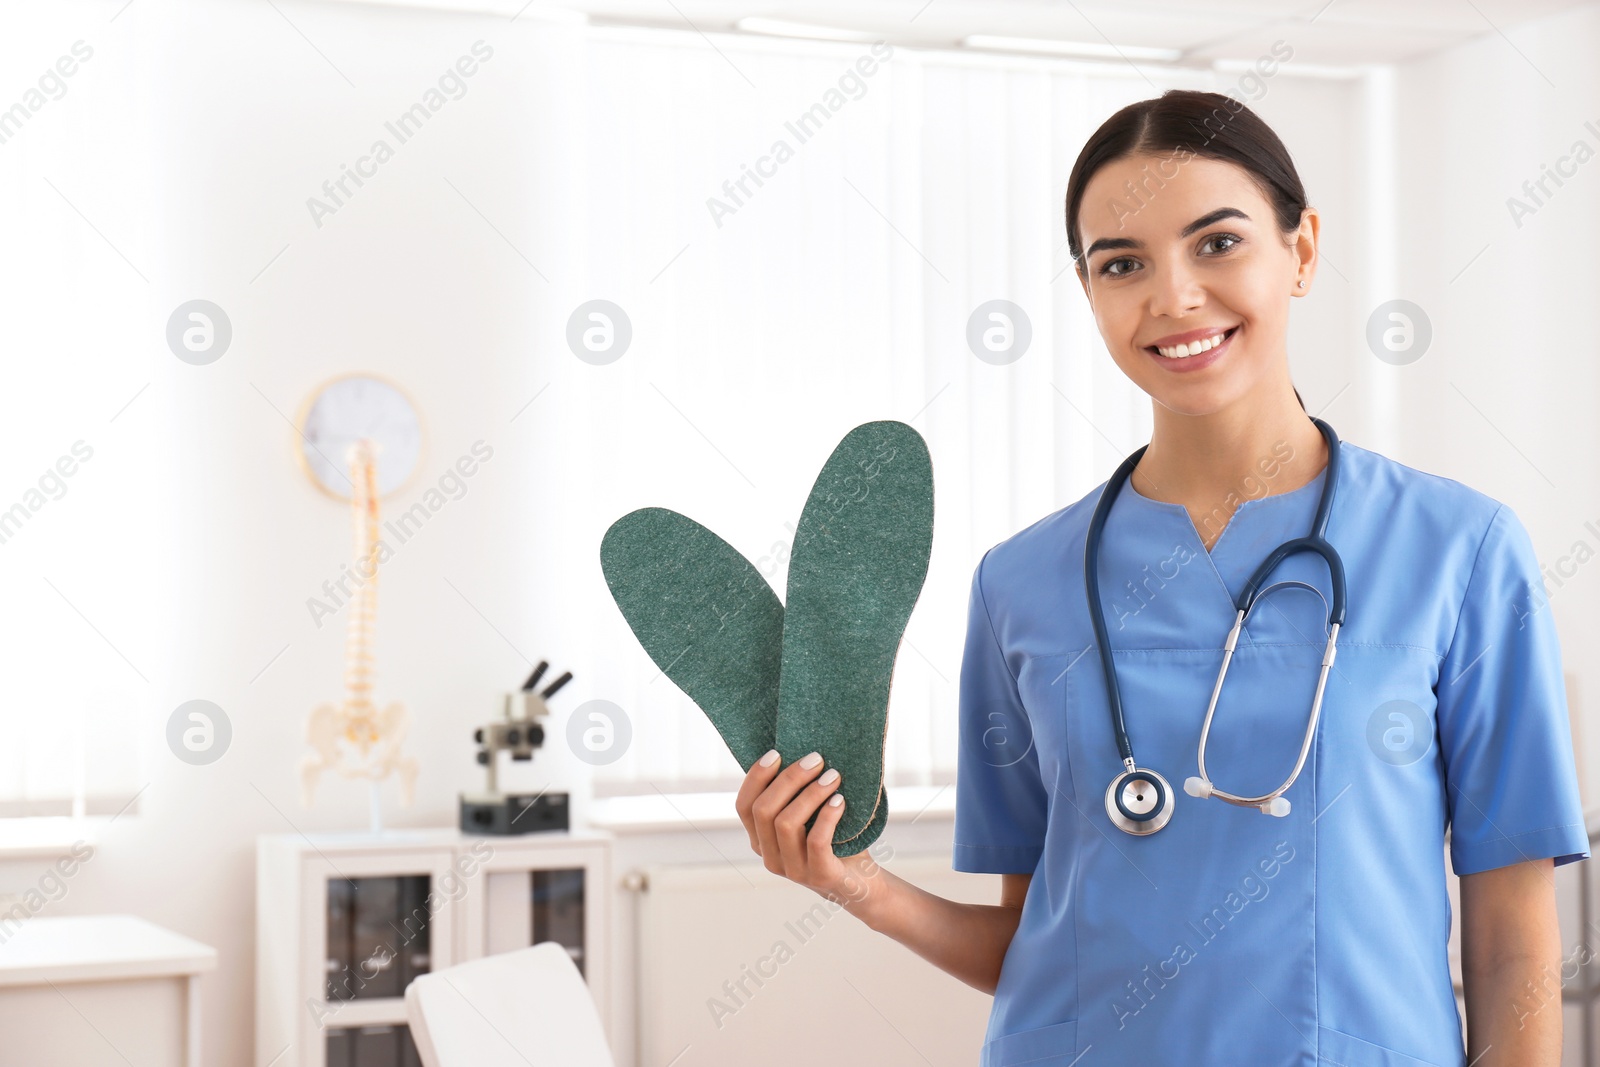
[735,89,1588,1066]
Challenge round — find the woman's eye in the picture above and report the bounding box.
[1098,256,1136,278]
[1095,235,1239,277]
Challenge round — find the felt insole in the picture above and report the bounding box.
[600,506,888,857]
[776,421,934,844]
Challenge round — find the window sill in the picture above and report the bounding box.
[0,817,100,860]
[588,783,955,834]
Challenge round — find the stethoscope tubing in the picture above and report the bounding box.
[1194,611,1340,808]
[1083,444,1148,769]
[1085,416,1347,825]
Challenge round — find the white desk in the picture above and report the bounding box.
[0,914,217,1066]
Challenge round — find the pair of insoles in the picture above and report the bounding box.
[599,421,934,856]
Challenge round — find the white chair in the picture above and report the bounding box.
[404,942,615,1067]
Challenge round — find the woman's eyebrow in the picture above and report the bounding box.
[1082,206,1252,259]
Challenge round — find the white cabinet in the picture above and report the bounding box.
[257,828,611,1067]
[0,915,217,1067]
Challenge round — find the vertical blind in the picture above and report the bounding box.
[559,29,1201,796]
[0,18,1222,813]
[0,17,153,818]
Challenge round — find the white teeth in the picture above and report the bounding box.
[1155,328,1231,359]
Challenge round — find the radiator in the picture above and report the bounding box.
[633,851,996,1066]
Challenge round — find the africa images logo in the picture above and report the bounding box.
[705,41,893,228]
[306,41,494,228]
[1109,840,1297,1030]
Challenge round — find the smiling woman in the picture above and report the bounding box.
[733,86,1588,1067]
[939,87,1585,1067]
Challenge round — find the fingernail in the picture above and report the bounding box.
[759,749,779,767]
[818,768,839,785]
[827,794,843,807]
[800,751,822,769]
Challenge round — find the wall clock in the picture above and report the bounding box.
[294,373,425,499]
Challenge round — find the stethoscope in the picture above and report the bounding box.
[1084,416,1347,835]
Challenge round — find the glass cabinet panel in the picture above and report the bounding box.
[326,875,432,1000]
[532,867,586,977]
[326,1023,422,1067]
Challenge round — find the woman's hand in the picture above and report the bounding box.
[735,749,1021,994]
[735,748,879,903]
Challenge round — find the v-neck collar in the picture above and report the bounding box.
[1116,457,1333,616]
[1122,461,1329,557]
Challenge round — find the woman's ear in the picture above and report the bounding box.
[1292,206,1320,294]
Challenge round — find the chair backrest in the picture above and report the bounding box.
[405,942,614,1067]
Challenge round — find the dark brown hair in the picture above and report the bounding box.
[1063,89,1310,411]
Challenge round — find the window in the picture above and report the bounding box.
[0,21,152,820]
[550,30,1169,796]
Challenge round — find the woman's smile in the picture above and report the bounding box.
[1142,323,1239,373]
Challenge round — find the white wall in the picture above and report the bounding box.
[1389,4,1600,806]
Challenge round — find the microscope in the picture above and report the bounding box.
[458,660,573,835]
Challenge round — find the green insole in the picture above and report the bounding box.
[775,421,934,843]
[599,506,888,856]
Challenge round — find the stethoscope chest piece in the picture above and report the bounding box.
[1105,765,1175,835]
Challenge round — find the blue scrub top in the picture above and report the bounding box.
[954,438,1590,1066]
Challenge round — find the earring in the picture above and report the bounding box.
[1297,280,1306,288]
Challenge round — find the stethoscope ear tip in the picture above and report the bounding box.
[1261,797,1291,817]
[1183,776,1212,799]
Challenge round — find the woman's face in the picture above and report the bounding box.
[1075,152,1312,417]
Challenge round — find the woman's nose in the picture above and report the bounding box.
[1146,260,1206,318]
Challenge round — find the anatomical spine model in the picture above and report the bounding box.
[302,439,419,817]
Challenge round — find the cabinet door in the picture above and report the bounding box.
[326,875,431,1000]
[458,839,610,1026]
[533,868,587,977]
[300,849,458,1066]
[483,867,587,974]
[326,1023,423,1067]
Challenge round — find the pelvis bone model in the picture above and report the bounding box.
[301,438,419,812]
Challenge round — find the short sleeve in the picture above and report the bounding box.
[952,548,1049,874]
[1436,503,1591,876]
